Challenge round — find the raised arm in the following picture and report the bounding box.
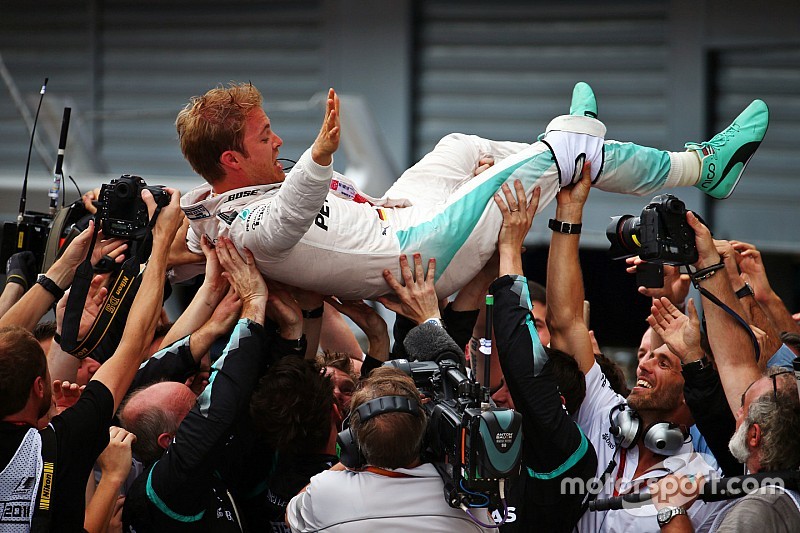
[90,188,182,411]
[159,235,229,349]
[491,179,596,531]
[140,237,271,523]
[0,222,126,331]
[716,238,782,366]
[324,297,390,362]
[240,89,341,259]
[686,212,761,415]
[731,239,800,335]
[545,164,595,374]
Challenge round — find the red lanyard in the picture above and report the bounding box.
[612,448,628,497]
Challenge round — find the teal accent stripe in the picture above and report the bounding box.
[602,142,671,196]
[196,319,251,417]
[146,464,205,522]
[395,153,554,282]
[526,425,589,480]
[510,275,549,377]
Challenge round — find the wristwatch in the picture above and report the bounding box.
[657,506,687,527]
[423,317,444,328]
[548,218,582,235]
[735,282,755,299]
[681,356,711,373]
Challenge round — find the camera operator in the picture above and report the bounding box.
[0,188,182,531]
[650,214,800,532]
[286,365,493,532]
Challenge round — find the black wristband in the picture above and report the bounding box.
[735,282,755,299]
[302,305,325,319]
[690,262,725,287]
[5,274,29,290]
[36,275,65,300]
[548,218,582,234]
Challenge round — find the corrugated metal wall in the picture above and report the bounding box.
[1,0,798,255]
[98,0,324,179]
[0,0,325,215]
[413,0,674,248]
[710,46,800,252]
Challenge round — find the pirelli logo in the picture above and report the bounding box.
[39,462,54,510]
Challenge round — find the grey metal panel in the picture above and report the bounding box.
[98,0,324,180]
[414,0,671,248]
[0,0,94,188]
[0,0,325,213]
[711,47,800,252]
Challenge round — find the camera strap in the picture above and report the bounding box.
[689,267,762,363]
[58,214,160,362]
[30,425,57,533]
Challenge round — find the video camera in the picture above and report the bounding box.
[1,85,89,275]
[385,358,523,510]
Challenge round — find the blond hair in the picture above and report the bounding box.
[176,82,263,183]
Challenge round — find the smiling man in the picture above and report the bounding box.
[544,165,724,532]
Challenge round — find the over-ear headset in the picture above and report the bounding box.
[608,403,686,456]
[336,395,422,469]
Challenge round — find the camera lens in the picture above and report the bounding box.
[606,215,642,259]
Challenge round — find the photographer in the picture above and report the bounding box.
[0,187,182,531]
[286,366,493,532]
[546,165,724,531]
[650,214,800,532]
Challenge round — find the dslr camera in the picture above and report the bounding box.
[385,358,523,509]
[97,175,168,239]
[606,194,698,265]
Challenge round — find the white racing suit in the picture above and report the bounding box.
[180,124,691,300]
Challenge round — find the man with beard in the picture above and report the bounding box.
[544,164,723,531]
[650,215,800,532]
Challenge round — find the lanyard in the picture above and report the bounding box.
[612,448,628,497]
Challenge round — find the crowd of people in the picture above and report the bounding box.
[1,80,798,533]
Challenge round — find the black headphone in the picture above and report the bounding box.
[336,395,422,469]
[608,403,687,456]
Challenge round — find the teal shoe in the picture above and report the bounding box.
[569,82,598,118]
[688,99,769,199]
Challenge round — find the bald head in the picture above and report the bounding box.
[123,382,195,419]
[120,381,196,465]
